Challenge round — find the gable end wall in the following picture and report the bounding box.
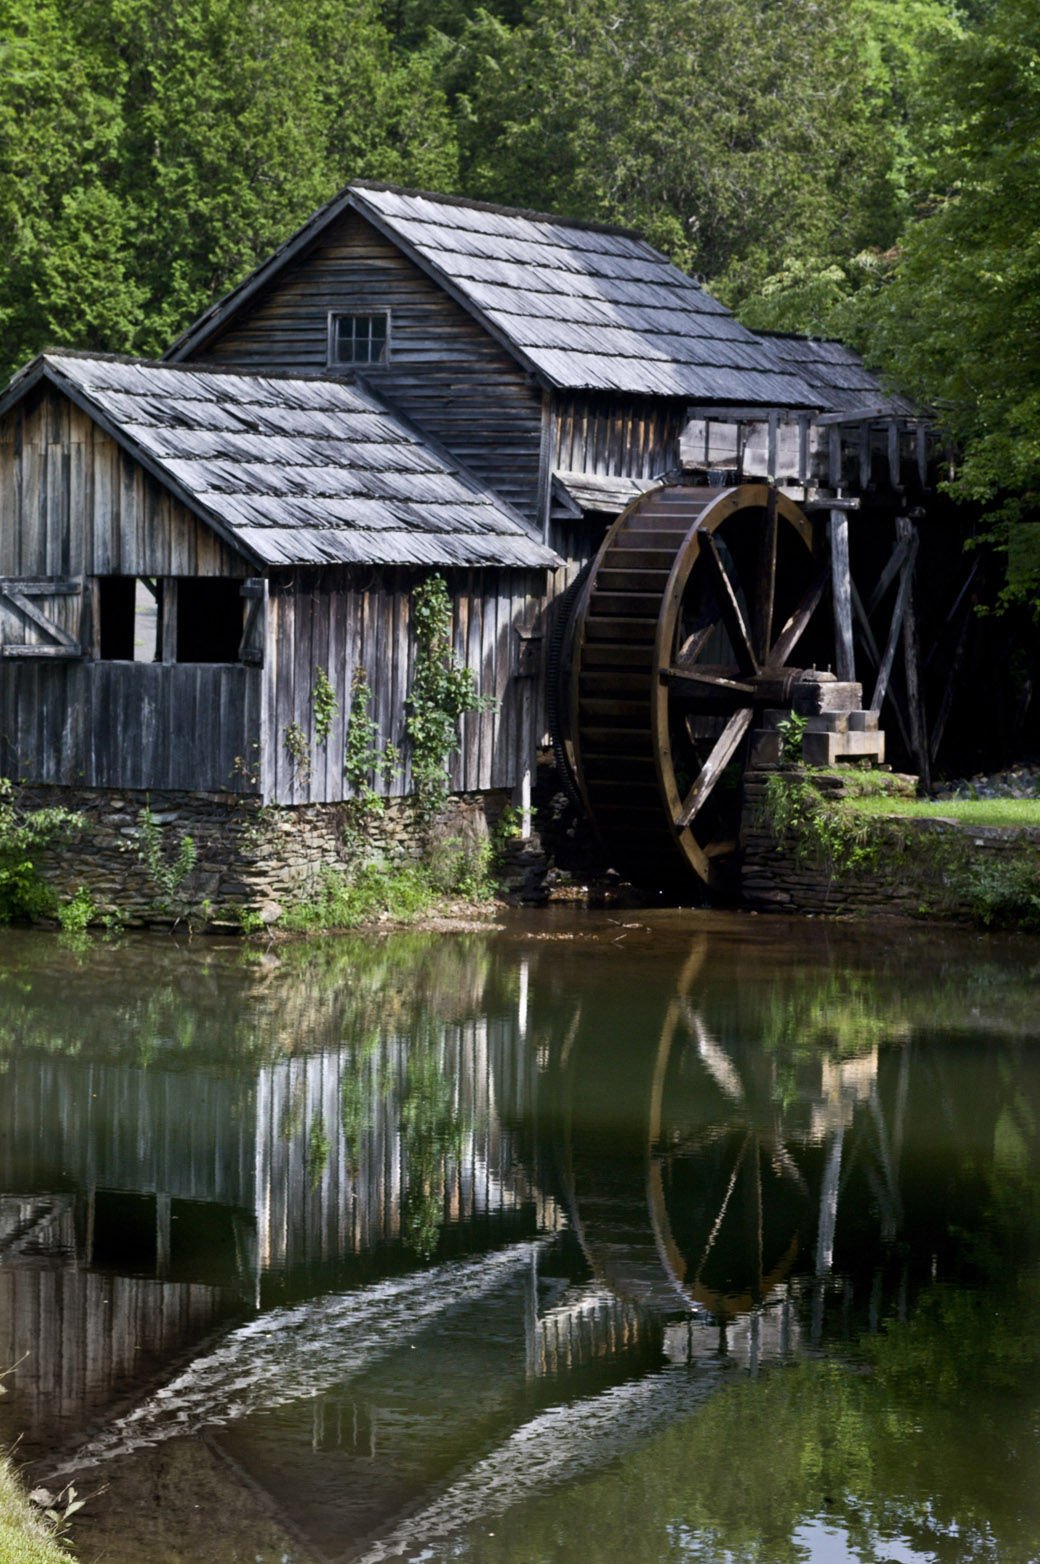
[193,210,547,529]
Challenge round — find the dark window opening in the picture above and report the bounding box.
[176,577,244,663]
[97,576,162,661]
[91,1190,158,1274]
[330,311,389,366]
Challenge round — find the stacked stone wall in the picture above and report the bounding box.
[16,785,511,929]
[740,770,1040,920]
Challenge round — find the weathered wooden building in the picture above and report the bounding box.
[0,181,930,913]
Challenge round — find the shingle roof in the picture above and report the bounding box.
[168,182,821,408]
[3,354,559,571]
[553,470,659,517]
[756,334,916,418]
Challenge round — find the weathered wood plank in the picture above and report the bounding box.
[829,509,855,681]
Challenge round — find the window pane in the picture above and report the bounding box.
[332,313,388,365]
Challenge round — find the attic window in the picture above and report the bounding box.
[329,311,389,366]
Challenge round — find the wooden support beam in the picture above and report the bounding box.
[866,537,910,617]
[896,514,930,789]
[851,579,913,755]
[804,496,860,513]
[929,586,975,762]
[870,527,918,714]
[829,510,855,681]
[858,422,871,490]
[888,421,901,490]
[753,487,778,663]
[798,415,810,486]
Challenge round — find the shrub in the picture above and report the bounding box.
[0,780,83,923]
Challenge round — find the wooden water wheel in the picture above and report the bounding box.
[569,482,833,889]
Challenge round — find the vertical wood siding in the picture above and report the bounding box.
[262,566,545,806]
[0,389,260,790]
[0,661,262,791]
[0,389,249,583]
[552,394,686,481]
[198,211,546,528]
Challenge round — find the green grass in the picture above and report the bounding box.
[846,796,1040,828]
[0,1458,76,1564]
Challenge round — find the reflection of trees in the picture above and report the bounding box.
[0,929,501,1066]
[450,1266,1040,1564]
[399,1027,469,1260]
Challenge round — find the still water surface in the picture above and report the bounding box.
[1,911,1038,1564]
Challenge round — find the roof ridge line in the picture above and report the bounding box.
[350,180,649,243]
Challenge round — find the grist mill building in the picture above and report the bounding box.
[0,182,931,921]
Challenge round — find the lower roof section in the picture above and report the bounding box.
[0,353,561,572]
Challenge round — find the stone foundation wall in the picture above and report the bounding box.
[18,784,511,930]
[740,770,1040,920]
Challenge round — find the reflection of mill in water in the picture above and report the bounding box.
[1,937,934,1564]
[543,938,906,1374]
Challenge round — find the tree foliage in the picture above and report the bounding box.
[851,0,1040,609]
[0,0,458,376]
[0,0,1034,611]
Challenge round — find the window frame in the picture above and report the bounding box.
[327,309,391,368]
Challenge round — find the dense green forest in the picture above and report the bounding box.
[0,0,1036,607]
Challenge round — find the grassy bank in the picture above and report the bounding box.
[756,770,1040,931]
[847,795,1040,828]
[0,1457,75,1564]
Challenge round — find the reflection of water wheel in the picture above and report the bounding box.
[570,483,828,888]
[552,940,808,1320]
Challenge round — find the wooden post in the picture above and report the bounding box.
[896,514,930,790]
[829,512,855,681]
[828,429,855,680]
[870,529,917,715]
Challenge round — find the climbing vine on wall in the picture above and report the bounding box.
[406,575,492,825]
[312,666,338,745]
[343,665,398,852]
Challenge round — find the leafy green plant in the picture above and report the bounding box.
[136,804,197,919]
[343,665,398,854]
[0,779,83,924]
[407,575,494,826]
[424,834,495,900]
[284,720,311,785]
[775,710,808,765]
[57,887,96,934]
[951,852,1040,933]
[312,665,338,745]
[279,861,441,933]
[761,774,881,876]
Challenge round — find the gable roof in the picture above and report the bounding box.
[167,182,820,409]
[0,354,559,571]
[757,333,916,419]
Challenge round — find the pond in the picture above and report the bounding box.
[1,911,1038,1564]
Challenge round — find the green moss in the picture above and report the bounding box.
[0,1457,76,1564]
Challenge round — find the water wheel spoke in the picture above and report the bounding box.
[753,489,778,664]
[675,706,754,830]
[698,530,759,675]
[767,559,830,667]
[662,664,755,698]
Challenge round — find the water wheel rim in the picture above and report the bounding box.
[651,484,817,881]
[570,482,820,888]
